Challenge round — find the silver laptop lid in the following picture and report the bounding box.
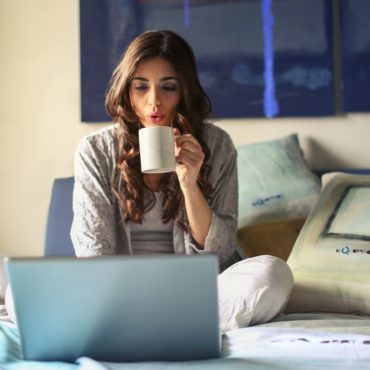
[5,254,220,362]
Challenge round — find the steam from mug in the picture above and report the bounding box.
[139,126,176,173]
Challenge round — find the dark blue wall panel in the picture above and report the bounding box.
[80,0,334,122]
[341,0,370,112]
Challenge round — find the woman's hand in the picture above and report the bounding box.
[173,128,204,191]
[173,128,211,247]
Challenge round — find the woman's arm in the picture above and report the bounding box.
[204,138,238,265]
[176,125,238,264]
[71,130,123,257]
[174,131,212,246]
[182,183,212,247]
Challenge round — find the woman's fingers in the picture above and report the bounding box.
[176,134,202,151]
[173,127,181,137]
[176,147,204,163]
[173,131,204,188]
[175,134,204,161]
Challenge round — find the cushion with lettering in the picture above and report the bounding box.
[286,172,370,314]
[237,134,320,259]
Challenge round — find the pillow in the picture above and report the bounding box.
[218,255,294,333]
[236,134,321,259]
[237,216,306,261]
[286,172,370,314]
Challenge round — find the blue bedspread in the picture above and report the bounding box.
[1,313,370,370]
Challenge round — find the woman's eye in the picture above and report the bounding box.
[134,85,148,91]
[162,85,177,92]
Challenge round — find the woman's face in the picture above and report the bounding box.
[129,57,181,128]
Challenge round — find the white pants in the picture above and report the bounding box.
[218,255,294,333]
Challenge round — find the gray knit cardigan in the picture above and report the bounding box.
[71,123,238,266]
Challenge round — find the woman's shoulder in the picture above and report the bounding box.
[74,124,118,178]
[76,124,116,157]
[79,124,115,146]
[202,122,236,151]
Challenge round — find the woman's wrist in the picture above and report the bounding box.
[180,181,201,197]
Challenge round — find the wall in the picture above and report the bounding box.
[0,0,370,257]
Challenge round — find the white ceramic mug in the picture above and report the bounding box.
[139,126,176,173]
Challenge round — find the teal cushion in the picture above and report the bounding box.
[237,134,320,229]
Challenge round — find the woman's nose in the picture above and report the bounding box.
[149,88,161,107]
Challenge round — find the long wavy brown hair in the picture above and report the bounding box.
[105,30,213,228]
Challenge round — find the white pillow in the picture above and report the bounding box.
[218,255,293,333]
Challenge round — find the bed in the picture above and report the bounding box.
[1,134,370,369]
[1,311,370,369]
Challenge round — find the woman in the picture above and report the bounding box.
[70,30,293,332]
[71,30,238,267]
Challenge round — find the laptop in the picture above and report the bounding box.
[5,254,220,363]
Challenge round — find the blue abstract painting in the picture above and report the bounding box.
[80,0,334,122]
[341,0,370,112]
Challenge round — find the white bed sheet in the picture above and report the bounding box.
[1,311,370,370]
